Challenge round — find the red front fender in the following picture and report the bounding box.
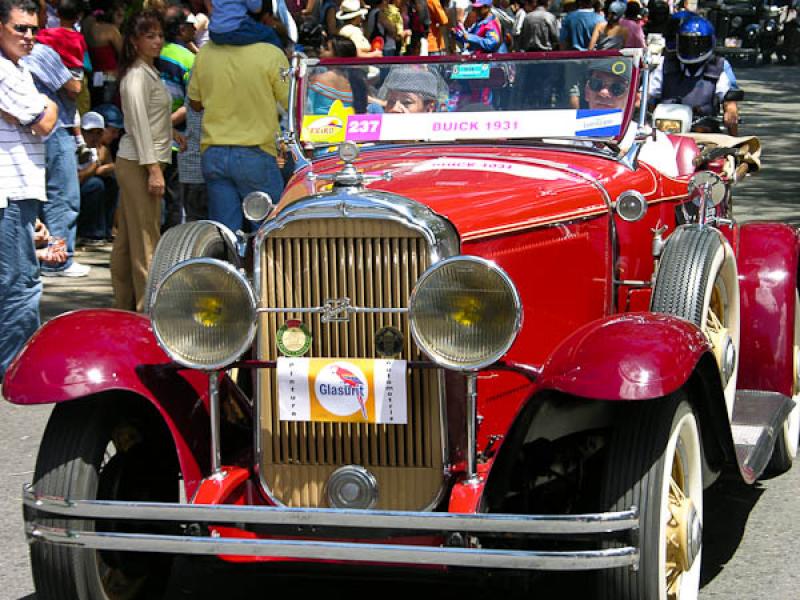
[539,313,712,400]
[3,309,210,495]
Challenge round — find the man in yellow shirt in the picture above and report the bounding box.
[188,13,289,232]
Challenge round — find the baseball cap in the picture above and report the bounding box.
[590,59,632,82]
[472,0,492,6]
[81,111,105,130]
[608,1,625,16]
[93,104,124,129]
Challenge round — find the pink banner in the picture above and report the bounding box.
[345,114,383,142]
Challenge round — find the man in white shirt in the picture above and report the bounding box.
[0,0,58,377]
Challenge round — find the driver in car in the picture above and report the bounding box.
[583,63,629,110]
[580,59,683,178]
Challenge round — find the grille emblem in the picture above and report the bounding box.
[322,297,352,323]
[375,326,404,357]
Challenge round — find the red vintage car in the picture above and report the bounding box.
[6,50,799,600]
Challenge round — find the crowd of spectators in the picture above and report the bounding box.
[0,0,685,376]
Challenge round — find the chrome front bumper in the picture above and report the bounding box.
[24,485,639,572]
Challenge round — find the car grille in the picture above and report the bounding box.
[257,218,445,509]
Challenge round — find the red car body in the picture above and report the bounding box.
[7,50,800,598]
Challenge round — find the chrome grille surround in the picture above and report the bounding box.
[253,189,460,509]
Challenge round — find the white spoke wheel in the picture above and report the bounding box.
[29,400,179,600]
[651,226,740,411]
[767,290,800,473]
[600,394,704,600]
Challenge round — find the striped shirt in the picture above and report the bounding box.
[0,54,48,208]
[22,43,75,129]
[177,94,204,184]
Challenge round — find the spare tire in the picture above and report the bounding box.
[143,221,239,314]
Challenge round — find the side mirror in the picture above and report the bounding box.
[724,89,744,102]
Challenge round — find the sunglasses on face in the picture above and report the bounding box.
[587,77,627,98]
[11,24,40,35]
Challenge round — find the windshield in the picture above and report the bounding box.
[298,54,638,147]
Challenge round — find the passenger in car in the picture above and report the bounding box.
[307,35,368,115]
[375,68,440,113]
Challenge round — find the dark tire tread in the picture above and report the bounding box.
[599,394,691,600]
[30,400,109,600]
[651,226,723,326]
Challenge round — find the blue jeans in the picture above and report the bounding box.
[201,145,284,233]
[0,199,42,379]
[40,127,80,272]
[78,175,118,239]
[209,18,283,49]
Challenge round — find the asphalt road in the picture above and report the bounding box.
[1,63,799,599]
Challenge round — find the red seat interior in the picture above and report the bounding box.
[667,135,701,177]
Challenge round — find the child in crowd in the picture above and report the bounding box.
[208,0,283,47]
[76,108,121,245]
[36,0,92,159]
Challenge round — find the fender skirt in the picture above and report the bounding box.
[539,312,712,400]
[737,222,800,397]
[3,309,211,496]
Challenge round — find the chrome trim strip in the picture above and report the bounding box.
[285,53,310,172]
[252,191,460,508]
[25,488,638,535]
[209,373,222,476]
[29,525,638,571]
[256,307,408,315]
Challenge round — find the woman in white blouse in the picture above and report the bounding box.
[111,9,183,312]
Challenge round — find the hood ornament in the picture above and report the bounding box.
[306,142,393,193]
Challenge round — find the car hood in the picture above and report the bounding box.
[281,145,657,242]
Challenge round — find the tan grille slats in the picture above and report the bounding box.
[258,219,444,510]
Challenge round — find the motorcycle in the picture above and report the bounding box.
[777,4,800,64]
[652,88,745,134]
[700,0,782,65]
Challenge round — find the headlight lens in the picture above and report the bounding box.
[151,258,257,370]
[409,256,521,371]
[655,118,684,133]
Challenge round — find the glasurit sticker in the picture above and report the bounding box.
[277,358,407,424]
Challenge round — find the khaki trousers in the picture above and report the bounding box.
[110,157,162,312]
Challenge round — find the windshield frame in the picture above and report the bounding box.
[291,50,643,152]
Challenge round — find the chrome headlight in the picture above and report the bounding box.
[409,256,521,371]
[151,258,257,370]
[242,191,274,222]
[655,118,685,134]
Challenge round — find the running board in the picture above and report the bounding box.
[731,390,794,483]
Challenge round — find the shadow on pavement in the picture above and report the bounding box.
[699,469,765,586]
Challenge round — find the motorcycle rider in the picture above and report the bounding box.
[649,15,740,136]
